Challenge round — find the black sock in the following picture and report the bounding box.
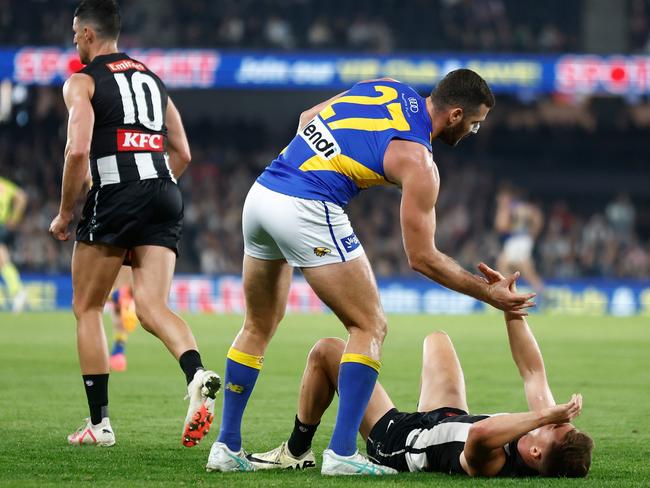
[179,349,204,385]
[287,415,319,457]
[82,374,109,425]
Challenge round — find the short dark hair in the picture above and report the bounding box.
[74,0,121,40]
[431,69,495,115]
[540,430,595,478]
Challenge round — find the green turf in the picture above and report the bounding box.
[0,312,649,487]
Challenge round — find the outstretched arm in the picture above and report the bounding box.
[384,140,536,315]
[477,263,555,410]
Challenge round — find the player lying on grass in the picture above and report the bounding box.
[249,263,594,477]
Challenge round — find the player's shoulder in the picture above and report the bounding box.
[385,137,433,167]
[353,78,416,93]
[63,73,95,100]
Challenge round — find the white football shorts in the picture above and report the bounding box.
[502,234,534,263]
[243,182,365,267]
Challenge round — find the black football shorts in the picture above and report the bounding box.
[76,178,182,255]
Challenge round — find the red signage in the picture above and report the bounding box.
[556,55,650,95]
[117,130,164,152]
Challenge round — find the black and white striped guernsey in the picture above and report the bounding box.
[366,408,538,477]
[78,53,175,187]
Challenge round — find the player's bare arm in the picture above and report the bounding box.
[460,395,583,476]
[297,79,397,130]
[384,139,536,315]
[478,262,555,410]
[297,91,348,130]
[494,191,512,233]
[49,73,95,241]
[165,97,191,179]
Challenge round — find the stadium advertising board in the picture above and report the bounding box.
[3,47,650,95]
[6,274,650,317]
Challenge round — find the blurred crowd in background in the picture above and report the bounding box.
[1,86,648,280]
[0,0,649,281]
[3,0,650,53]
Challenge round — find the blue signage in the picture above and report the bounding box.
[3,273,649,316]
[2,47,650,96]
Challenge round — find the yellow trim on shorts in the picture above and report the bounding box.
[340,353,381,373]
[227,347,264,370]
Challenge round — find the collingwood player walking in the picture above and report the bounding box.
[49,0,220,448]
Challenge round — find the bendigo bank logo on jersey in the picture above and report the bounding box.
[117,129,164,152]
[299,116,341,160]
[106,59,146,73]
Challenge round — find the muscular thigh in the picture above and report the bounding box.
[72,242,126,308]
[130,245,176,302]
[301,255,384,329]
[243,254,293,325]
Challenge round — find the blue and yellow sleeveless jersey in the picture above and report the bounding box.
[256,80,432,207]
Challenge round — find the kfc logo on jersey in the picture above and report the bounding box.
[117,129,164,152]
[106,59,146,73]
[299,116,340,160]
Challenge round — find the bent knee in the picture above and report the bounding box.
[308,337,346,365]
[72,297,104,320]
[424,330,452,346]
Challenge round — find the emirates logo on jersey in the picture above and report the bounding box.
[106,59,146,72]
[117,129,164,152]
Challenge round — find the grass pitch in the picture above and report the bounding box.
[0,312,649,487]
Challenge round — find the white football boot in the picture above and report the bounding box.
[321,449,398,476]
[248,441,317,470]
[182,369,221,447]
[206,441,255,472]
[67,417,115,447]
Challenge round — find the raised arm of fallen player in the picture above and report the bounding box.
[477,262,555,410]
[383,140,536,315]
[49,73,95,241]
[459,263,583,476]
[165,98,191,179]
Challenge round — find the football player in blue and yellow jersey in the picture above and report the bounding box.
[0,176,28,312]
[208,69,537,475]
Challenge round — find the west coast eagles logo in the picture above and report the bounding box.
[313,247,332,257]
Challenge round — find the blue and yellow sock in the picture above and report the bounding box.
[217,347,263,452]
[111,332,127,356]
[0,263,23,298]
[328,353,380,456]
